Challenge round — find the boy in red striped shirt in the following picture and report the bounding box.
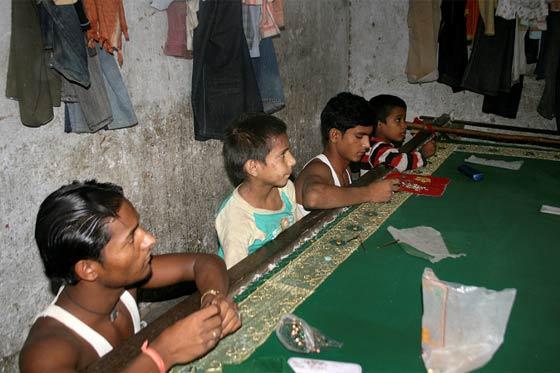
[362,94,436,172]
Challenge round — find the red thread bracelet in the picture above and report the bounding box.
[141,340,166,373]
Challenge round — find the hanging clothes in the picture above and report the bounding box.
[243,0,284,38]
[405,0,442,83]
[537,11,560,127]
[251,37,285,114]
[511,18,528,84]
[462,16,517,96]
[38,0,90,87]
[478,0,498,35]
[83,0,129,65]
[164,1,192,59]
[243,3,262,58]
[242,2,285,113]
[65,46,138,133]
[6,0,61,127]
[191,0,262,141]
[437,0,468,92]
[151,0,174,10]
[466,0,480,40]
[186,0,200,52]
[525,30,540,64]
[496,0,548,24]
[62,47,113,132]
[482,76,524,119]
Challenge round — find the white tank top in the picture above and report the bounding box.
[297,154,352,217]
[37,287,144,357]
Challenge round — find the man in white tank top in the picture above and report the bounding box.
[295,92,399,216]
[20,181,241,372]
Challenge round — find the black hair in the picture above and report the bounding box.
[320,92,375,145]
[35,180,126,285]
[368,94,407,126]
[223,113,288,186]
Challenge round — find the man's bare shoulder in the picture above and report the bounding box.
[20,318,84,372]
[296,158,333,183]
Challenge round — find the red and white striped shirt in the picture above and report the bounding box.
[361,137,425,172]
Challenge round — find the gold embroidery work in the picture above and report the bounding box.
[173,143,559,372]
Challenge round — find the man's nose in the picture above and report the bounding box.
[141,230,156,251]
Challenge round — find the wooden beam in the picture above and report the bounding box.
[407,122,560,148]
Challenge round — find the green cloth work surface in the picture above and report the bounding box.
[222,357,294,373]
[248,151,560,372]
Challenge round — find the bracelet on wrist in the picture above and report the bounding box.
[141,340,166,373]
[200,289,221,306]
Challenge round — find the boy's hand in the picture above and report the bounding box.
[421,140,436,158]
[202,294,242,338]
[152,305,223,368]
[369,179,399,202]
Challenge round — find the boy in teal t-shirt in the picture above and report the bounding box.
[216,113,301,268]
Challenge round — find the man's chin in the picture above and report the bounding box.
[276,177,290,187]
[133,267,153,287]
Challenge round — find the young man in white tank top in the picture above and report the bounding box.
[20,181,241,372]
[295,92,399,217]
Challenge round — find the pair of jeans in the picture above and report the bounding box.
[65,46,137,133]
[6,0,61,127]
[192,0,262,141]
[62,46,112,132]
[252,37,285,114]
[38,0,89,87]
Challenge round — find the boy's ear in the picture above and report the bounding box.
[74,259,100,282]
[328,128,342,143]
[243,159,260,177]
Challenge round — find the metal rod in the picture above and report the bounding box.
[407,122,560,148]
[420,115,560,136]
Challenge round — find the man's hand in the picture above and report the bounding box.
[368,179,399,202]
[421,140,436,159]
[152,305,223,368]
[202,294,242,338]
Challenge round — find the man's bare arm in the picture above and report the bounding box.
[297,162,398,210]
[141,253,228,295]
[141,253,241,337]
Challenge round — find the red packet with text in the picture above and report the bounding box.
[386,172,450,197]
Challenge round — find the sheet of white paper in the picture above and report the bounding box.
[540,204,560,216]
[387,226,465,263]
[465,155,523,170]
[288,358,362,373]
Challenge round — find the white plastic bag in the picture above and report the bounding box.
[421,268,516,373]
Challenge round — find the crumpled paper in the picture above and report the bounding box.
[387,226,465,263]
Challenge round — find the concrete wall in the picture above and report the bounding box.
[0,1,349,369]
[349,0,557,132]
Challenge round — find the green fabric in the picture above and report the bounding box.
[222,357,294,373]
[248,152,560,372]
